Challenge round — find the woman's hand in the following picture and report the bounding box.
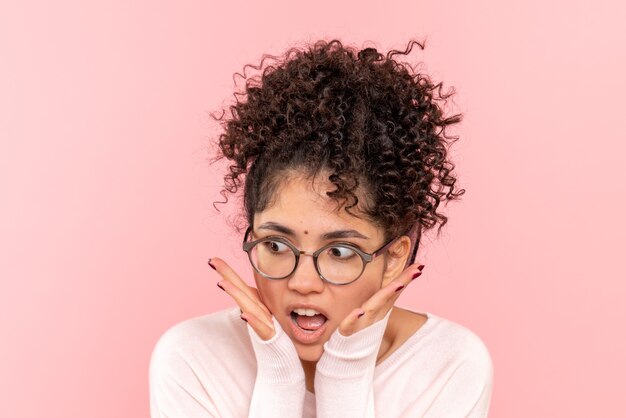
[336,263,425,337]
[208,257,276,341]
[209,259,307,418]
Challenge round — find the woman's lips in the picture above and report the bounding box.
[288,312,329,344]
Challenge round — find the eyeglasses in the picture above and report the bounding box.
[242,225,401,285]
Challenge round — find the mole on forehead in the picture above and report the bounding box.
[304,230,308,234]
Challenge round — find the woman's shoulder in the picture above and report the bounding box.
[154,306,242,344]
[378,309,494,416]
[150,306,253,369]
[149,307,258,416]
[425,311,490,356]
[420,309,492,366]
[383,307,493,374]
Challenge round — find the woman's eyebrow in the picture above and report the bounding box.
[257,222,294,236]
[257,222,369,240]
[322,230,369,240]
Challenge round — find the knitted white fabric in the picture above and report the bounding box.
[149,306,493,417]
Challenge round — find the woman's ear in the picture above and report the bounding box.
[381,235,412,287]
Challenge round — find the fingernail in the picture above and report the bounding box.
[217,282,225,291]
[418,264,425,271]
[412,272,422,280]
[240,314,248,323]
[208,259,216,270]
[358,310,365,318]
[395,284,405,292]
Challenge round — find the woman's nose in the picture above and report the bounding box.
[287,253,325,293]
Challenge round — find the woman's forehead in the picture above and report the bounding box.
[252,175,382,239]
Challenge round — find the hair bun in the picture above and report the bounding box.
[212,39,465,239]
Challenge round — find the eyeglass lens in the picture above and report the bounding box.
[248,239,364,284]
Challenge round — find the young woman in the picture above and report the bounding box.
[149,39,494,417]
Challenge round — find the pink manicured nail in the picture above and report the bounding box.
[418,264,425,271]
[412,272,422,280]
[395,284,405,292]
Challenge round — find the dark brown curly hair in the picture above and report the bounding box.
[209,38,465,263]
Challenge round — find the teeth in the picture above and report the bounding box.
[293,308,321,316]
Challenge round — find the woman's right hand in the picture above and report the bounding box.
[209,257,306,418]
[208,257,276,341]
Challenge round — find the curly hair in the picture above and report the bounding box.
[209,38,465,254]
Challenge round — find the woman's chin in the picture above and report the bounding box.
[295,344,324,362]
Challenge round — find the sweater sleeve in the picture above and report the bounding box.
[246,315,306,418]
[314,308,392,418]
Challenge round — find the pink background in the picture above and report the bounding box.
[1,1,625,417]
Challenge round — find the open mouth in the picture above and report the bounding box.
[290,311,328,333]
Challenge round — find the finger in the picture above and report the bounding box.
[394,262,425,288]
[337,307,365,337]
[240,312,276,341]
[251,286,273,317]
[217,279,274,330]
[209,257,272,317]
[359,263,423,322]
[337,263,424,336]
[209,257,254,295]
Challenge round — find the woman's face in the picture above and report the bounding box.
[250,171,400,362]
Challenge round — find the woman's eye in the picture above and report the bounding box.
[263,240,290,253]
[327,246,357,259]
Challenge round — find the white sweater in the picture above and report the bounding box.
[149,306,493,417]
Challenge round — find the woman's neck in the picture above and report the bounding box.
[298,314,398,394]
[300,359,317,394]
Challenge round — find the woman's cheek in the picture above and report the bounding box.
[342,283,378,309]
[254,279,282,315]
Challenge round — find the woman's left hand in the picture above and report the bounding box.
[335,263,424,337]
